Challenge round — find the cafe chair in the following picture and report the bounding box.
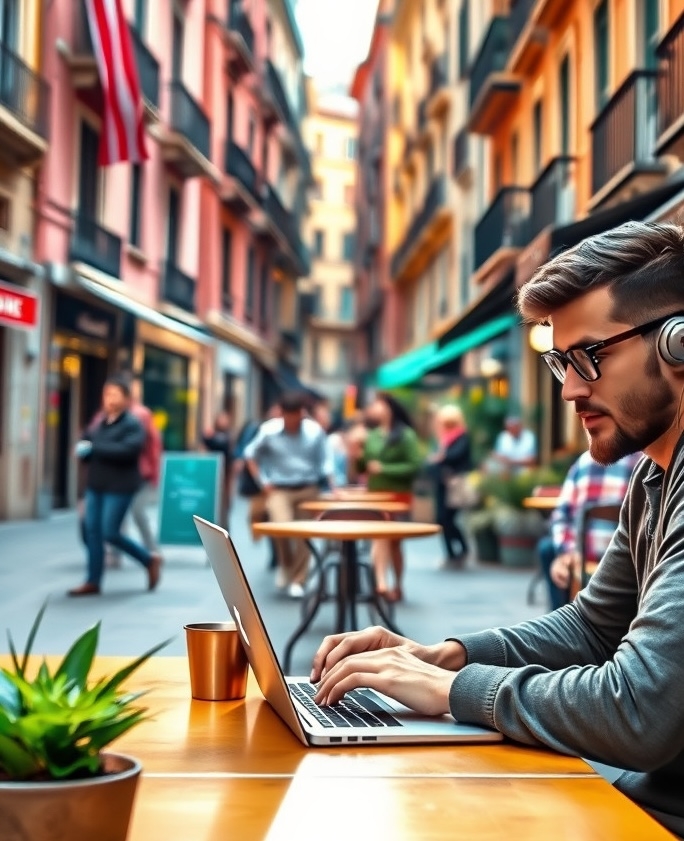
[569,501,622,600]
[526,485,562,606]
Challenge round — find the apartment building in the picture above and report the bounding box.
[300,84,358,405]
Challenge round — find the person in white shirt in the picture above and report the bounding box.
[492,415,537,473]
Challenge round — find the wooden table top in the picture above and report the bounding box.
[321,490,399,502]
[298,499,411,514]
[523,496,559,511]
[4,657,672,840]
[253,520,440,541]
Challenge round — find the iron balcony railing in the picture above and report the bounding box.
[528,156,575,242]
[264,186,310,277]
[429,53,449,96]
[69,214,122,279]
[128,25,159,109]
[391,175,447,278]
[590,69,659,196]
[657,14,684,144]
[228,3,255,55]
[474,186,530,270]
[508,0,537,54]
[162,261,196,312]
[452,128,469,177]
[266,60,294,129]
[469,16,511,108]
[0,41,50,139]
[224,140,260,202]
[169,80,210,160]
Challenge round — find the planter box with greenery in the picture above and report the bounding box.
[0,604,167,841]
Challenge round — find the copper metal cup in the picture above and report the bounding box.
[184,621,249,701]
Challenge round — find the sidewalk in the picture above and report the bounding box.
[0,499,545,673]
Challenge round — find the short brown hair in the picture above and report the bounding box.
[517,221,684,325]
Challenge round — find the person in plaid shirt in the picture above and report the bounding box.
[538,450,640,610]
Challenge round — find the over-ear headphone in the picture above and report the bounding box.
[658,317,684,365]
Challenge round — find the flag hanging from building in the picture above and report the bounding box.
[85,0,148,165]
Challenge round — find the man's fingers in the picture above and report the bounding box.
[310,633,347,681]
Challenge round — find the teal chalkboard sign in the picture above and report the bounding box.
[158,453,223,545]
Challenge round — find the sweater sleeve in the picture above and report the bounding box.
[448,507,684,771]
[437,435,471,473]
[377,429,422,479]
[91,418,145,462]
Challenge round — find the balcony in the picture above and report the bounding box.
[452,129,471,186]
[507,0,547,74]
[128,25,160,116]
[155,81,213,179]
[426,54,450,119]
[259,185,310,277]
[263,60,295,130]
[528,156,575,242]
[162,261,196,313]
[61,1,98,88]
[0,42,50,165]
[474,187,530,275]
[468,17,521,135]
[391,175,451,282]
[69,215,122,279]
[656,13,684,160]
[589,70,666,209]
[225,3,255,77]
[221,140,261,211]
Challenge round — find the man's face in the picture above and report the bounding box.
[102,384,129,416]
[282,409,303,434]
[551,287,677,465]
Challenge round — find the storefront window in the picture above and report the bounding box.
[142,344,189,451]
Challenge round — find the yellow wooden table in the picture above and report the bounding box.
[298,499,411,516]
[5,657,672,840]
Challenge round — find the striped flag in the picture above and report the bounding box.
[85,0,148,165]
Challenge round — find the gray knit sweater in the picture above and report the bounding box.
[450,438,684,837]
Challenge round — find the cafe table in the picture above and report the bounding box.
[11,657,671,840]
[253,519,440,671]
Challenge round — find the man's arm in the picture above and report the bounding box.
[243,426,270,488]
[91,418,145,461]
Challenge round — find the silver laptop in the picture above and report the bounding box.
[194,516,502,746]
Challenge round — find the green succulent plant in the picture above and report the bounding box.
[0,603,169,782]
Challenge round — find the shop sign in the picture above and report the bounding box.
[55,291,117,342]
[0,280,39,330]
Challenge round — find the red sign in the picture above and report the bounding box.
[0,280,39,330]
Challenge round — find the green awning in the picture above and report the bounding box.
[375,341,438,389]
[422,313,518,374]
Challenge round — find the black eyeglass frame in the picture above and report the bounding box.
[540,314,678,384]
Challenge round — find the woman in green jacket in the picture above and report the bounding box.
[359,393,422,601]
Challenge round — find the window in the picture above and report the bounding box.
[337,340,351,376]
[342,232,355,261]
[594,0,609,111]
[458,0,469,79]
[532,100,543,175]
[226,92,234,143]
[642,0,659,69]
[245,245,255,320]
[344,137,358,160]
[339,286,354,322]
[247,110,256,155]
[221,228,232,310]
[128,164,143,247]
[315,132,324,154]
[166,187,180,262]
[0,195,10,232]
[311,337,321,374]
[344,183,354,205]
[134,0,147,34]
[559,54,571,155]
[312,179,323,200]
[258,262,269,329]
[312,229,325,258]
[171,8,184,80]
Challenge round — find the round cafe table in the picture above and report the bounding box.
[319,489,399,503]
[252,519,440,672]
[298,499,411,516]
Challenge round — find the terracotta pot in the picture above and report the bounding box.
[0,752,141,841]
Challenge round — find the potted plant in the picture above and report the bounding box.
[0,603,168,841]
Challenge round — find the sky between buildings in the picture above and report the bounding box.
[295,0,380,94]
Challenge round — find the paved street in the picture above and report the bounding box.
[0,499,545,674]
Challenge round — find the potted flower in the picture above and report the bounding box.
[0,603,168,841]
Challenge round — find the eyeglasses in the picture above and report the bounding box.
[541,314,675,384]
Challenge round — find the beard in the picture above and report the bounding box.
[580,371,675,465]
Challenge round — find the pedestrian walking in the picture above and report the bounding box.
[69,375,162,596]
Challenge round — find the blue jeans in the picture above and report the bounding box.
[537,534,569,611]
[84,489,153,586]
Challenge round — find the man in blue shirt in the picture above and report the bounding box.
[244,392,335,598]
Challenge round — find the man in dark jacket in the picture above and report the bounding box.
[69,375,162,596]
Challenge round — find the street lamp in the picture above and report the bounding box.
[528,324,553,353]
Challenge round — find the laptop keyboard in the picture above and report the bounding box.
[290,682,402,729]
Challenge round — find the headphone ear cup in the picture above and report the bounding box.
[658,318,684,365]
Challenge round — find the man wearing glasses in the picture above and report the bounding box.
[310,221,684,837]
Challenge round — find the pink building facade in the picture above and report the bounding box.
[0,0,311,518]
